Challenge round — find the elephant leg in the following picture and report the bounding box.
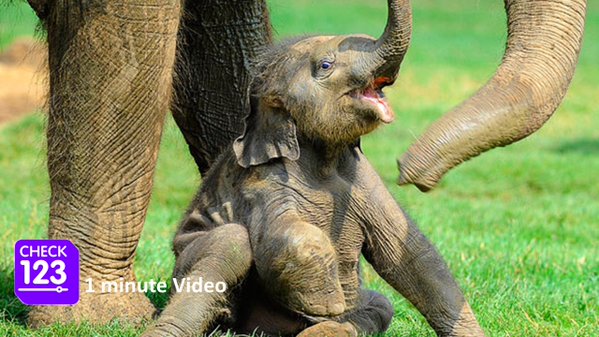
[142,224,253,337]
[27,0,180,327]
[339,289,394,335]
[296,290,392,337]
[362,182,485,336]
[171,0,272,174]
[254,218,345,317]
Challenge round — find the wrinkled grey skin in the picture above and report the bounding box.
[145,1,587,336]
[144,3,484,336]
[25,0,272,327]
[399,0,587,191]
[22,0,586,334]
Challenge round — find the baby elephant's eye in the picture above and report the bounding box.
[320,61,334,70]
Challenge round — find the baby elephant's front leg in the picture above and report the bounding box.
[142,224,252,337]
[253,216,345,317]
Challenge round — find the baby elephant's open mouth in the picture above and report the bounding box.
[349,77,395,124]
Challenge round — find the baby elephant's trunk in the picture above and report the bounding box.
[366,0,413,81]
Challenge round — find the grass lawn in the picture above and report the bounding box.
[1,0,597,336]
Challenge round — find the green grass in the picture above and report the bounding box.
[0,1,39,50]
[1,0,598,336]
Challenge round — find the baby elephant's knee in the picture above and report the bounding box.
[174,223,252,281]
[271,223,337,274]
[208,224,252,269]
[256,223,345,316]
[214,223,250,247]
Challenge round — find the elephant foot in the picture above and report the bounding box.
[297,321,357,337]
[28,289,155,328]
[287,284,346,317]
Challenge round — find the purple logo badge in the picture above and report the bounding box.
[14,240,80,306]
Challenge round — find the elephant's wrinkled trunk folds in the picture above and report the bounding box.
[398,0,587,191]
[366,0,413,80]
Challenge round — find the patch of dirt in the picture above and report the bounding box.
[0,38,46,127]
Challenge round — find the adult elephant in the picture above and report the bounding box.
[24,0,586,333]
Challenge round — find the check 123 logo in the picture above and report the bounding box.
[14,240,80,306]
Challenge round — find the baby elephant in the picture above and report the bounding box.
[144,1,484,336]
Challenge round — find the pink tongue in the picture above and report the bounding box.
[362,88,395,124]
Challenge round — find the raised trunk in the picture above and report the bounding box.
[29,0,180,326]
[359,0,412,81]
[172,0,273,175]
[372,0,412,79]
[398,0,587,191]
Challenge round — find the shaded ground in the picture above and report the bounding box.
[0,38,45,126]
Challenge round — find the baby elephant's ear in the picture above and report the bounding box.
[233,97,300,168]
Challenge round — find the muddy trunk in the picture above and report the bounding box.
[398,0,587,191]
